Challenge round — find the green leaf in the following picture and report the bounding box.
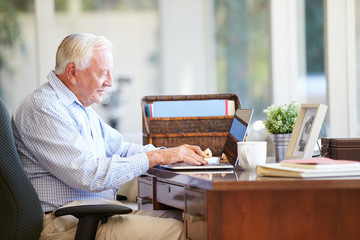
[263,101,300,134]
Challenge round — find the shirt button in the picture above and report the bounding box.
[140,170,143,174]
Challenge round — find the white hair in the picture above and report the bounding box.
[54,33,113,75]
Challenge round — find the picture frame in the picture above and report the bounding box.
[285,103,328,159]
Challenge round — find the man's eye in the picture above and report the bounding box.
[99,72,107,78]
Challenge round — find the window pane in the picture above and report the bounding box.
[357,0,360,136]
[214,0,270,121]
[305,0,324,74]
[82,0,156,11]
[55,0,68,12]
[0,0,37,111]
[305,0,327,137]
[305,0,326,104]
[215,0,328,138]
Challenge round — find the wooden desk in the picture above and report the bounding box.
[137,167,360,240]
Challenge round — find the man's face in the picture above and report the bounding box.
[74,48,113,107]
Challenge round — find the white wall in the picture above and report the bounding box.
[270,0,306,105]
[159,0,216,94]
[324,0,357,137]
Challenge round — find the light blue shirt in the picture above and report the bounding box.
[12,71,151,212]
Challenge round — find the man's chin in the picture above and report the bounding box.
[91,96,103,105]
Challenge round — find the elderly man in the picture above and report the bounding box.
[11,33,207,239]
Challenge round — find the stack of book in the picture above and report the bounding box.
[256,157,360,178]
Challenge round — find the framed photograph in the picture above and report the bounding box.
[285,103,328,159]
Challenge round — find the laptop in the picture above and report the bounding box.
[160,108,254,171]
[160,161,234,170]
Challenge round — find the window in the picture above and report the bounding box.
[305,0,327,137]
[357,0,360,136]
[0,0,36,111]
[214,0,270,121]
[215,0,328,137]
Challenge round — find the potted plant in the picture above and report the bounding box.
[263,101,300,162]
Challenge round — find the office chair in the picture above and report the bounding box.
[0,99,132,240]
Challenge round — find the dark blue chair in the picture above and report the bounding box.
[0,99,132,240]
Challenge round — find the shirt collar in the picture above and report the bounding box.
[47,71,83,107]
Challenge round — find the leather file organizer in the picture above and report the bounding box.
[141,94,244,165]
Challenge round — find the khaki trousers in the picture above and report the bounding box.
[40,199,185,240]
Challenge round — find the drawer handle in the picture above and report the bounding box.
[183,212,204,223]
[136,196,152,205]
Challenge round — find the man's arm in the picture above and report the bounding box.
[12,100,148,192]
[100,113,207,167]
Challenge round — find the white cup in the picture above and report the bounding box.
[237,141,267,170]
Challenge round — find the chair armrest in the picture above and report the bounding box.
[54,204,132,219]
[116,194,128,201]
[54,204,132,240]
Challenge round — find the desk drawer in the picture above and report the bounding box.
[185,189,206,240]
[137,175,153,210]
[156,181,185,210]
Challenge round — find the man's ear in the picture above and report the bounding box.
[66,63,77,85]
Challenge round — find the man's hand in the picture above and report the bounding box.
[146,144,208,168]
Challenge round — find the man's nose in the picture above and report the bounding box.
[104,72,113,87]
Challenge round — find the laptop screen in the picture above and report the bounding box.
[222,108,253,164]
[229,109,253,142]
[229,115,248,141]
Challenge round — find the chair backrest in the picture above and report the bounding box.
[0,99,43,240]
